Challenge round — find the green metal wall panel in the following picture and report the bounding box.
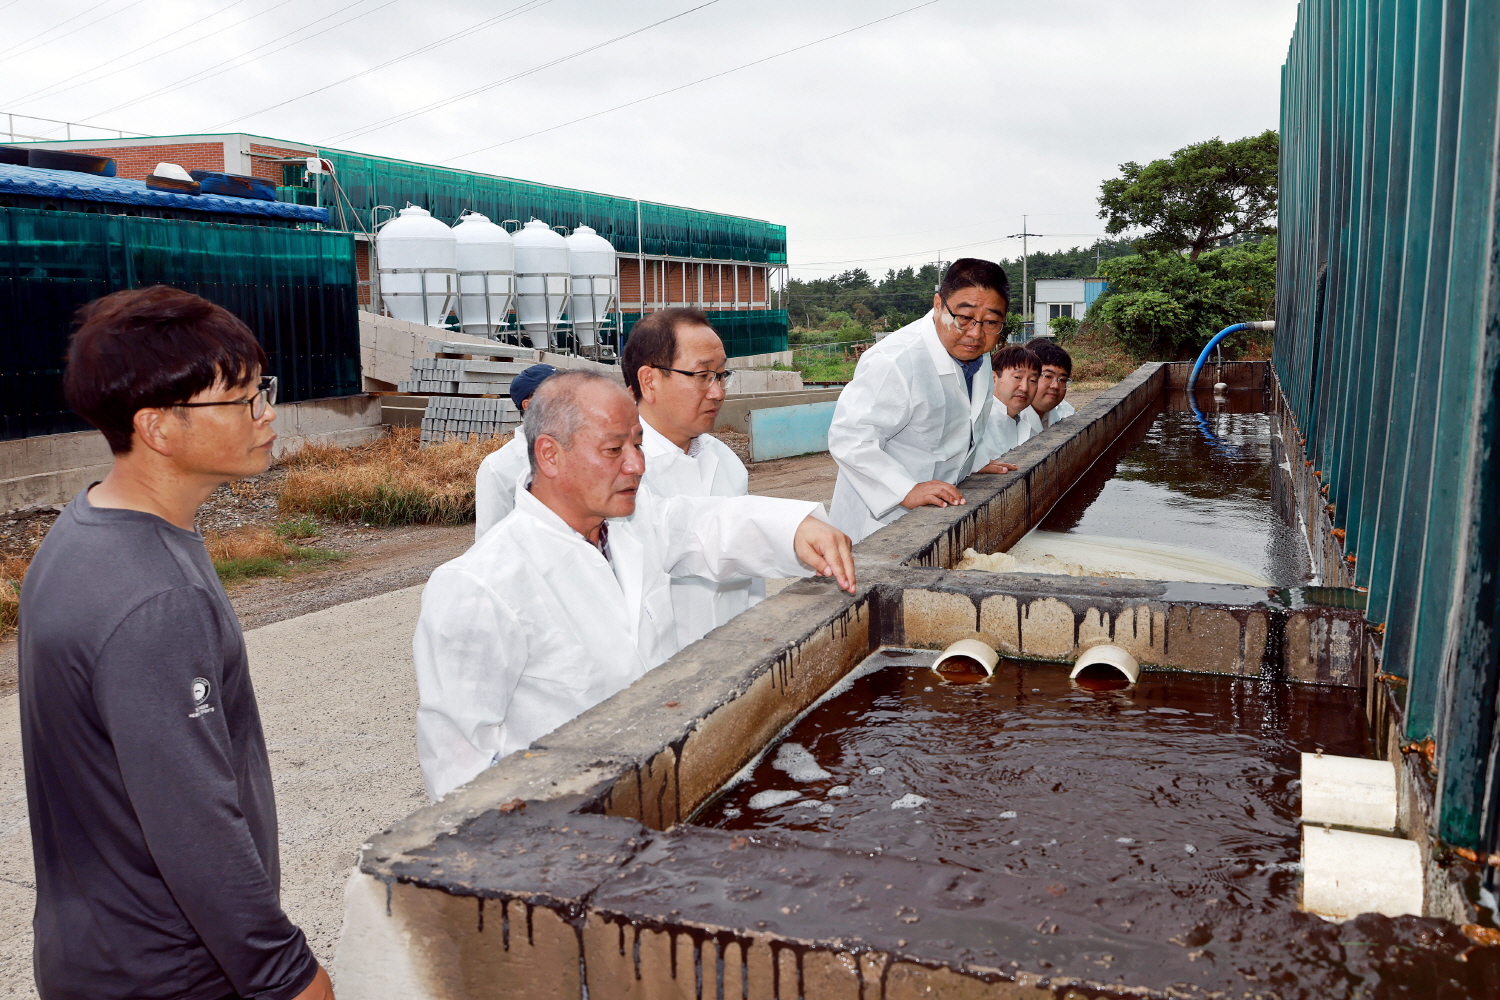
[620,309,789,360]
[301,150,787,265]
[0,207,360,440]
[1277,0,1500,855]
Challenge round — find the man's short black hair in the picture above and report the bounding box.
[65,286,267,454]
[620,307,715,400]
[1025,337,1073,376]
[991,344,1040,374]
[938,258,1011,311]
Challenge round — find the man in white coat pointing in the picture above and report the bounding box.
[828,259,1013,542]
[415,370,855,800]
[623,307,762,649]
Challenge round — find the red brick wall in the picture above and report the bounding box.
[249,143,312,183]
[47,142,225,181]
[355,241,372,306]
[620,258,642,306]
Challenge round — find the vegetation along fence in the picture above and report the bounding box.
[1276,0,1500,854]
[0,208,361,440]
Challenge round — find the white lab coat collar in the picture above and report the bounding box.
[512,485,647,636]
[918,309,992,431]
[640,417,703,460]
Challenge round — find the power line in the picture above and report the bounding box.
[89,0,400,119]
[4,0,277,110]
[0,0,153,63]
[0,0,121,60]
[441,0,944,164]
[791,232,1111,268]
[209,0,553,130]
[325,0,723,144]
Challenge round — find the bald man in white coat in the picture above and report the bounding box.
[828,259,1013,542]
[414,371,856,800]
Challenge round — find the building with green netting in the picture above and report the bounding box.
[11,132,790,360]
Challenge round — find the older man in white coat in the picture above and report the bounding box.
[414,371,855,800]
[622,308,762,649]
[828,259,1013,542]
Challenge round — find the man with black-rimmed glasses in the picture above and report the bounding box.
[828,259,1015,542]
[19,286,333,1000]
[620,307,762,648]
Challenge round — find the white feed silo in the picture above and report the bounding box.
[512,219,570,350]
[454,211,515,337]
[565,225,617,351]
[377,205,457,328]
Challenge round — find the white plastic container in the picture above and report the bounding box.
[564,225,616,348]
[512,219,570,349]
[377,205,457,328]
[454,212,515,336]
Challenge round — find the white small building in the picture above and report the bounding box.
[1032,277,1108,334]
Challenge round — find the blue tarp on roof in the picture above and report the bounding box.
[0,163,328,222]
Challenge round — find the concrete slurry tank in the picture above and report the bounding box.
[376,204,457,328]
[453,211,515,337]
[512,219,570,350]
[564,225,616,351]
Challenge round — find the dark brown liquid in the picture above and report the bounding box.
[700,655,1500,994]
[935,654,988,684]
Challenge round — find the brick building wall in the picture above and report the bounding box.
[42,142,226,181]
[248,143,314,183]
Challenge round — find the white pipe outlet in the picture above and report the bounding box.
[1069,644,1141,685]
[931,639,998,678]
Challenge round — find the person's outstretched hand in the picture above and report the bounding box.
[901,480,965,509]
[977,460,1018,474]
[793,516,856,593]
[292,966,335,1000]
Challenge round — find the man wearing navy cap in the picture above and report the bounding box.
[474,363,559,538]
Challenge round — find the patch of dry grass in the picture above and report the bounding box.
[1064,323,1143,382]
[280,427,508,526]
[205,525,342,586]
[1,552,27,639]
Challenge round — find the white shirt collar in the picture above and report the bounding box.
[640,417,703,459]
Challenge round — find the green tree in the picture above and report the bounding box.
[1091,236,1276,359]
[1098,131,1278,260]
[1048,314,1080,339]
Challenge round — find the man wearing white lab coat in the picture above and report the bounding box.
[623,308,763,649]
[828,259,1014,542]
[982,344,1045,463]
[474,363,560,539]
[1026,338,1077,429]
[414,371,856,800]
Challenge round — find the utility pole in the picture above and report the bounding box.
[1007,215,1044,335]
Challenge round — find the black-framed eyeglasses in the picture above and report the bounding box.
[942,298,1005,336]
[652,366,735,386]
[174,375,278,420]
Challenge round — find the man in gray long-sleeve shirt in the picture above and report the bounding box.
[19,287,332,1000]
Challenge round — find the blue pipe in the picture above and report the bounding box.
[1186,320,1276,453]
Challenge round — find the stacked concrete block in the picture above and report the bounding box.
[420,396,520,444]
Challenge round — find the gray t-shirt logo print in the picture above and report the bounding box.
[189,678,215,718]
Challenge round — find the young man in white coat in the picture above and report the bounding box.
[473,363,560,540]
[981,344,1044,464]
[622,307,762,649]
[414,371,856,800]
[1025,338,1077,428]
[828,258,1013,542]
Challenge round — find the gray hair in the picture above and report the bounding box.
[524,370,628,474]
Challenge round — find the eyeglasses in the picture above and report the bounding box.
[942,299,1005,336]
[1039,371,1071,387]
[652,366,735,386]
[174,375,278,420]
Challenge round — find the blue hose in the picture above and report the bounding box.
[1186,320,1276,453]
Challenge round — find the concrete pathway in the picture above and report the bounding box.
[0,585,427,996]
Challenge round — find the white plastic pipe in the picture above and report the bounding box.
[1069,644,1141,685]
[931,639,998,678]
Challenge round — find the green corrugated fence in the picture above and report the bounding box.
[0,207,361,440]
[1277,0,1500,855]
[299,150,787,265]
[621,309,788,359]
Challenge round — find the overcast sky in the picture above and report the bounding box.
[0,0,1297,278]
